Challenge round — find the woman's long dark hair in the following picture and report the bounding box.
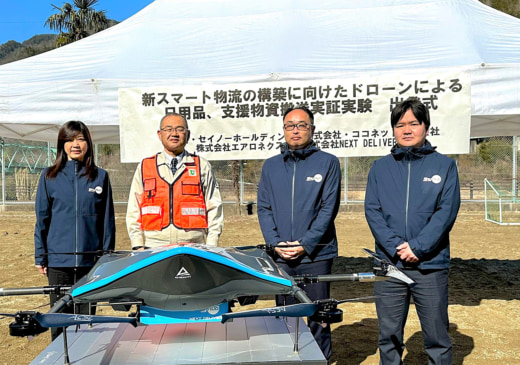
[46,121,98,181]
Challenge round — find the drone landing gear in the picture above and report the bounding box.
[290,302,343,354]
[294,317,300,353]
[62,327,70,365]
[289,308,343,354]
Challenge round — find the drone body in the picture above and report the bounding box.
[1,244,414,334]
[75,245,293,308]
[70,244,299,324]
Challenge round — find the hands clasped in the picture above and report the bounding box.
[275,240,305,260]
[396,242,419,263]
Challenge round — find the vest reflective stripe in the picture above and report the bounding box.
[138,155,208,231]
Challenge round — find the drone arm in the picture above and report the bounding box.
[293,272,380,284]
[48,293,74,314]
[292,286,313,303]
[0,286,71,296]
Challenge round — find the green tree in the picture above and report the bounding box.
[45,0,109,47]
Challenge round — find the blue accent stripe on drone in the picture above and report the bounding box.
[139,304,227,324]
[72,247,292,297]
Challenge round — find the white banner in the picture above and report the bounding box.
[119,70,470,162]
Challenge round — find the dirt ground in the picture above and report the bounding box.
[0,206,519,365]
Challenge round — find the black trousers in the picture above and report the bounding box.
[47,267,94,341]
[374,269,451,365]
[275,259,333,360]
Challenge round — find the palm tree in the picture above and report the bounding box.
[45,0,109,47]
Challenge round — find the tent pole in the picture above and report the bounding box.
[239,160,244,205]
[343,157,348,204]
[0,138,5,205]
[1,138,5,206]
[513,136,518,200]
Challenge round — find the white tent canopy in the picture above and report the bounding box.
[0,0,519,144]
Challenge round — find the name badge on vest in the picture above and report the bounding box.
[181,207,205,216]
[141,206,161,215]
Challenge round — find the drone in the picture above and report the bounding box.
[0,244,413,363]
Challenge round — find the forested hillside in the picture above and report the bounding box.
[0,19,117,65]
[0,34,57,65]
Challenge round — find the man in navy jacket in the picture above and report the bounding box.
[257,106,341,361]
[365,97,460,364]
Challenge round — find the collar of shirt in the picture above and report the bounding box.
[163,150,186,166]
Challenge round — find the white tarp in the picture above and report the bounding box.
[0,0,519,153]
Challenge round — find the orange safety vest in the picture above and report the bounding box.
[138,154,208,231]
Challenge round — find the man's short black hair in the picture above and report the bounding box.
[391,97,430,130]
[282,105,314,125]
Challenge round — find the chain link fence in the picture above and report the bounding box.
[1,136,519,206]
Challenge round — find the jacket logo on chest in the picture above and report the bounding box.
[188,168,197,176]
[306,174,323,183]
[423,175,442,184]
[88,186,103,194]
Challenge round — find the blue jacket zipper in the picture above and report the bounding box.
[74,161,79,267]
[405,154,411,241]
[291,153,296,241]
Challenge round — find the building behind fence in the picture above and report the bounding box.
[1,136,518,206]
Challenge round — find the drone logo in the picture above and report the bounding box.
[73,314,93,322]
[175,267,192,279]
[266,307,285,314]
[207,306,220,315]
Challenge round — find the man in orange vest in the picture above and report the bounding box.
[126,113,223,248]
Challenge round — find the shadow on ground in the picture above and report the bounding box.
[330,320,473,365]
[331,256,520,305]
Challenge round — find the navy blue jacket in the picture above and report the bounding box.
[34,160,115,267]
[364,141,460,269]
[257,143,341,263]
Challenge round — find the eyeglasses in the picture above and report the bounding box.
[283,123,312,131]
[160,126,187,134]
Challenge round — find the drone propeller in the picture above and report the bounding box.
[32,312,138,328]
[362,247,388,264]
[221,302,319,323]
[0,311,137,337]
[363,248,416,286]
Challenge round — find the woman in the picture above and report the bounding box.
[34,121,115,340]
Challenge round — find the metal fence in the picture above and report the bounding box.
[1,136,518,206]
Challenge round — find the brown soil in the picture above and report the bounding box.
[0,207,519,364]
